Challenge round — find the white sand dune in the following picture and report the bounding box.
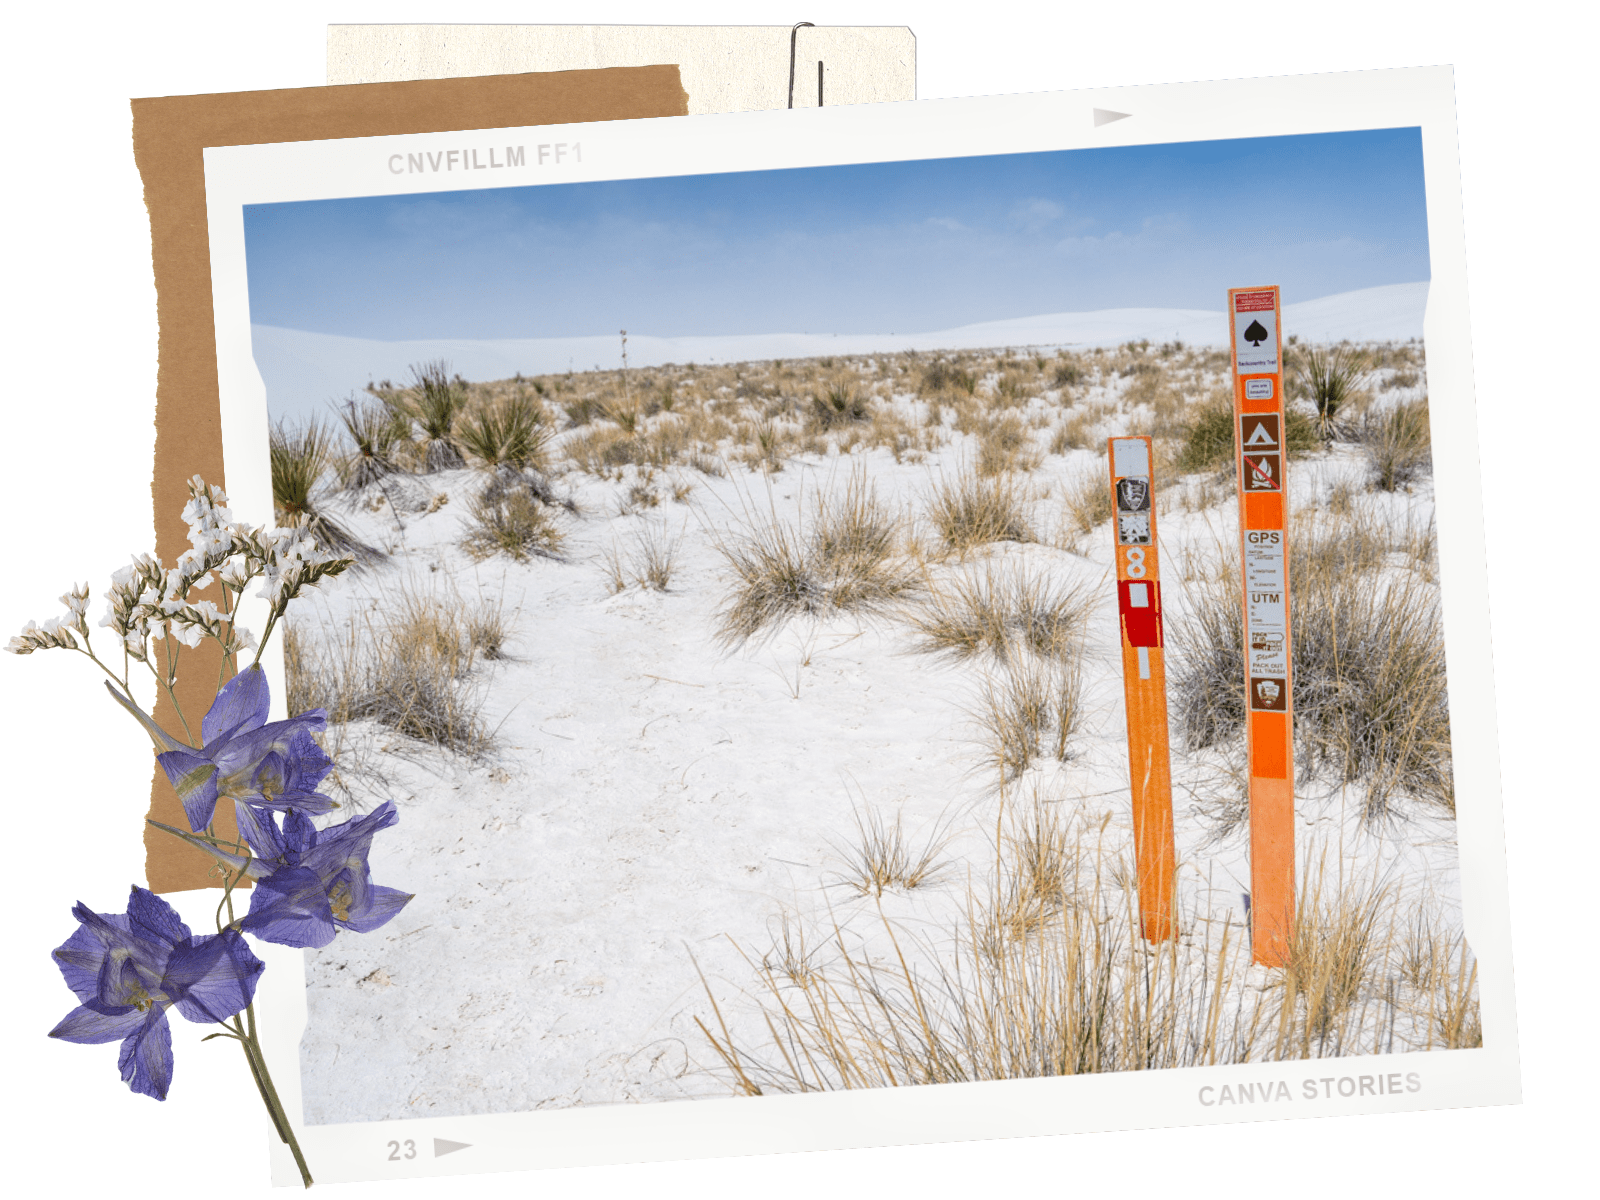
[252,282,1427,422]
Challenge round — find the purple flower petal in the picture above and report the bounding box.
[338,885,414,934]
[104,681,185,753]
[126,886,191,947]
[242,867,338,949]
[168,931,264,1024]
[49,1003,147,1045]
[201,664,270,744]
[117,1012,174,1100]
[157,747,221,832]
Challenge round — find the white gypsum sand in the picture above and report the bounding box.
[283,337,1467,1122]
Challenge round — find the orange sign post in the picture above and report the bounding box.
[1227,286,1295,966]
[1107,435,1177,942]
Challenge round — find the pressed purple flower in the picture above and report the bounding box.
[144,665,337,831]
[151,802,414,950]
[238,803,414,948]
[49,886,264,1100]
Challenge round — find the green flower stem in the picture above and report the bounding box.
[232,1005,314,1188]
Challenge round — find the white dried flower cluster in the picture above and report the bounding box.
[5,584,90,654]
[6,476,351,664]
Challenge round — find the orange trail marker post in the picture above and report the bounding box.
[1107,435,1177,942]
[1227,285,1295,966]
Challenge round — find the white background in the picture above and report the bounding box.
[0,3,1591,1198]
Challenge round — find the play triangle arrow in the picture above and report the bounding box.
[1093,108,1131,127]
[433,1138,472,1158]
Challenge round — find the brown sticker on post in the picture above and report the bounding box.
[131,67,689,893]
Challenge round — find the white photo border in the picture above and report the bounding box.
[196,65,1518,1187]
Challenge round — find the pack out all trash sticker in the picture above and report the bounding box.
[1106,436,1177,942]
[1228,286,1295,966]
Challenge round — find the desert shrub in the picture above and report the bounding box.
[1170,534,1453,819]
[975,415,1041,477]
[460,487,565,562]
[1060,468,1113,539]
[695,842,1447,1096]
[1052,357,1086,388]
[1178,398,1317,474]
[925,471,1035,555]
[809,384,871,429]
[1289,343,1373,439]
[973,657,1084,779]
[1050,409,1101,455]
[713,472,916,645]
[614,522,681,592]
[834,803,950,897]
[1361,398,1432,491]
[919,359,977,397]
[907,562,1089,664]
[284,587,490,754]
[1281,866,1394,1047]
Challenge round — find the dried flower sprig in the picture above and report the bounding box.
[10,476,409,1189]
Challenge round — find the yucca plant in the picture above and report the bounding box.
[809,383,870,429]
[402,359,466,471]
[336,397,400,491]
[458,392,552,473]
[270,418,382,565]
[1289,343,1373,440]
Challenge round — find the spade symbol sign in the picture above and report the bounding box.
[1242,319,1269,347]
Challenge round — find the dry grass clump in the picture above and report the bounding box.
[713,472,917,645]
[1049,407,1102,455]
[835,804,951,897]
[1060,468,1113,542]
[695,830,1465,1097]
[973,657,1084,779]
[284,585,493,755]
[907,562,1089,664]
[460,487,565,562]
[925,470,1035,556]
[1361,398,1432,491]
[1171,525,1454,820]
[1280,866,1394,1048]
[975,414,1041,477]
[605,522,683,593]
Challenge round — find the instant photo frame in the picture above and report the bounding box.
[189,67,1516,1185]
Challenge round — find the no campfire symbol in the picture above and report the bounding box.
[1116,476,1151,512]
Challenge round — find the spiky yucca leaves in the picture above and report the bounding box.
[458,391,551,473]
[403,359,467,471]
[336,397,401,491]
[270,417,383,565]
[1289,343,1373,440]
[809,383,871,429]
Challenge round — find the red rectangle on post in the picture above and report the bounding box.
[1117,580,1163,648]
[1234,290,1276,312]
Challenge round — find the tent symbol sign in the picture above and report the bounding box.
[1241,414,1280,451]
[1232,289,1278,374]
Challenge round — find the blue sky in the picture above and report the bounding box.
[243,128,1428,341]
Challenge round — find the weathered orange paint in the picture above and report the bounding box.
[1227,285,1296,968]
[1108,436,1177,942]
